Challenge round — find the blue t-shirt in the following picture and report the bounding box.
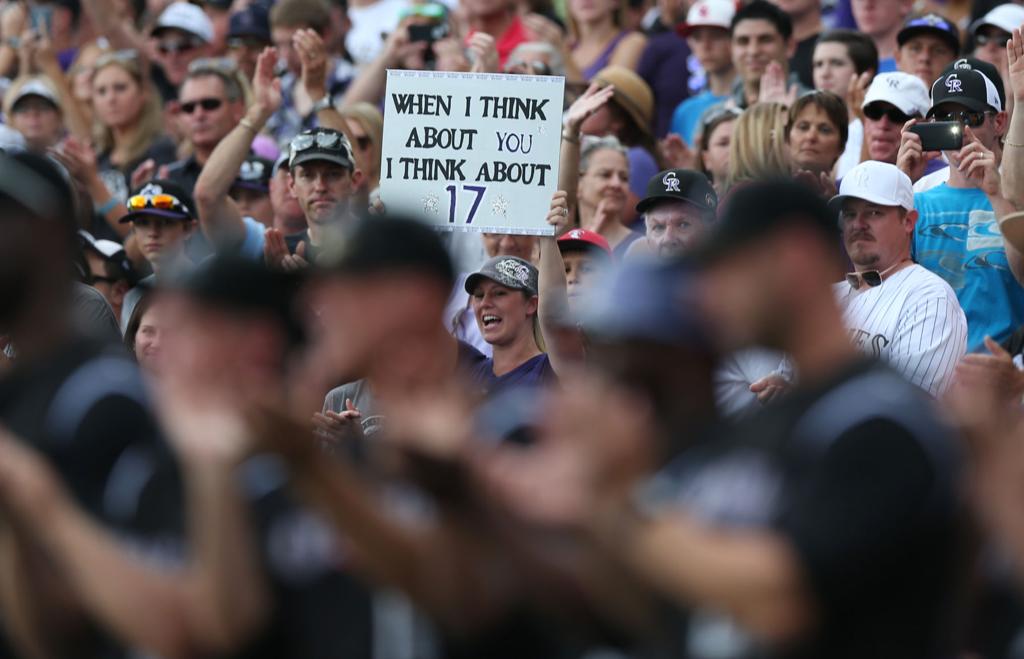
[469,353,557,399]
[669,90,730,146]
[913,183,1024,351]
[238,216,267,261]
[878,57,897,73]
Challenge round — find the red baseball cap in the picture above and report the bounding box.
[557,228,612,257]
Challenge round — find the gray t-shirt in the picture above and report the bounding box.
[120,274,156,332]
[72,282,121,343]
[322,379,384,437]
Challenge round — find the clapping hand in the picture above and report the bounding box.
[294,29,327,104]
[758,61,797,107]
[1008,28,1024,104]
[252,46,283,117]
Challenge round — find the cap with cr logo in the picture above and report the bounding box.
[636,168,717,215]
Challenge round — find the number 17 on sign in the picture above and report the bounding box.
[446,184,487,224]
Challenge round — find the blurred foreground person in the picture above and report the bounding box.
[0,255,374,658]
[598,180,965,658]
[0,153,186,656]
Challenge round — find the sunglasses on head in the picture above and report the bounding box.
[863,104,914,124]
[290,130,351,157]
[188,57,238,75]
[95,48,140,68]
[157,39,200,55]
[239,159,266,180]
[929,109,988,127]
[128,192,188,213]
[180,97,224,114]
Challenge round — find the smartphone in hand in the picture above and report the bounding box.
[910,121,964,152]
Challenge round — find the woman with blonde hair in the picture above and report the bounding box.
[725,102,790,192]
[89,50,176,235]
[340,102,384,195]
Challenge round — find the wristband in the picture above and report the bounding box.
[96,197,118,216]
[310,96,332,116]
[239,117,258,133]
[561,130,580,145]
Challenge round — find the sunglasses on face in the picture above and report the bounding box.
[157,39,199,55]
[504,59,552,76]
[180,97,224,114]
[227,36,268,49]
[863,104,914,124]
[975,31,1010,47]
[929,110,988,127]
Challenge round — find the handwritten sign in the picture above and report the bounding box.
[380,70,564,235]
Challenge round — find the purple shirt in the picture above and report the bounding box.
[637,31,691,138]
[469,353,557,399]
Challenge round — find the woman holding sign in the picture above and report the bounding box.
[466,256,558,398]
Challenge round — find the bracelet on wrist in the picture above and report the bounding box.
[561,130,580,145]
[96,197,119,216]
[239,117,258,134]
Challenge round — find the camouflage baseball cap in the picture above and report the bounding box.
[465,255,538,296]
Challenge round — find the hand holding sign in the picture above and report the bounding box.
[380,70,565,234]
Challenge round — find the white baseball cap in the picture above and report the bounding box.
[4,77,61,116]
[153,2,214,43]
[677,0,736,36]
[862,72,931,118]
[970,3,1024,36]
[79,230,125,259]
[829,161,915,212]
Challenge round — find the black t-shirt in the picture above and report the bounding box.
[0,336,183,658]
[646,358,964,659]
[790,34,818,90]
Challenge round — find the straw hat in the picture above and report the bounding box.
[592,66,654,137]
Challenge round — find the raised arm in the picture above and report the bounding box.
[80,0,146,52]
[194,47,281,251]
[538,191,586,375]
[559,83,615,211]
[341,20,420,107]
[1001,29,1024,207]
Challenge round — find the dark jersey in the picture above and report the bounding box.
[645,359,965,659]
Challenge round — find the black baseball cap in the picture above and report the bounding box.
[163,254,305,344]
[228,4,270,42]
[943,57,1006,110]
[897,13,960,55]
[465,256,539,297]
[288,128,355,171]
[695,179,837,264]
[929,68,1002,115]
[121,179,196,223]
[319,214,455,289]
[636,169,717,215]
[232,155,273,193]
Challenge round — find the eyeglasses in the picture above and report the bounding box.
[929,110,989,127]
[127,192,189,216]
[188,57,238,75]
[239,159,267,181]
[94,49,140,68]
[863,104,914,124]
[975,31,1010,47]
[157,39,200,55]
[179,97,224,114]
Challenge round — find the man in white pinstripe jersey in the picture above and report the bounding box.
[830,160,967,396]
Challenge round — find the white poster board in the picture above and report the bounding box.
[379,69,565,236]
